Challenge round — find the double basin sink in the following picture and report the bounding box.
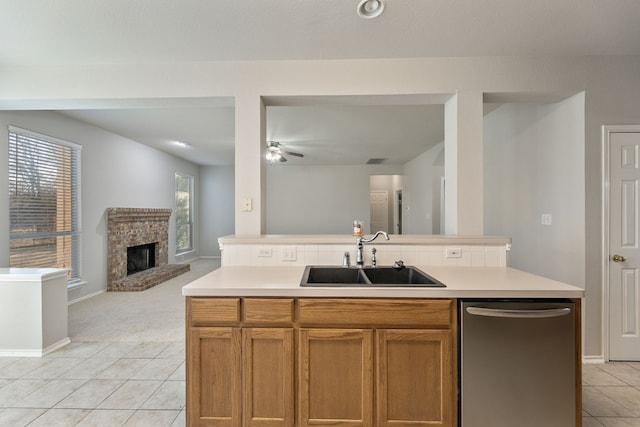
[300,265,445,288]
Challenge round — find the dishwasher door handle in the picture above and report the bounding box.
[466,306,571,319]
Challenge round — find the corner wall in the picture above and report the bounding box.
[483,94,585,288]
[200,165,235,257]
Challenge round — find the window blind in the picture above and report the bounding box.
[8,126,82,284]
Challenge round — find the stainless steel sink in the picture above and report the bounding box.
[300,266,445,287]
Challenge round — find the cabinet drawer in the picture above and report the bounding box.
[298,298,453,328]
[243,298,295,324]
[189,298,240,326]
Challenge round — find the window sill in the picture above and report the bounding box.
[67,279,87,290]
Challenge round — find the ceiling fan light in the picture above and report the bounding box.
[357,0,385,19]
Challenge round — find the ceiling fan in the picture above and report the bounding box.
[266,141,304,163]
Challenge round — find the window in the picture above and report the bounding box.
[8,126,82,284]
[175,172,194,253]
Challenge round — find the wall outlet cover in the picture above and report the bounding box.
[445,247,462,258]
[257,248,272,257]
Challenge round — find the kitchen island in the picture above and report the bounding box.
[183,265,584,427]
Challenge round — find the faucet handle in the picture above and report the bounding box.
[392,260,405,270]
[342,251,351,268]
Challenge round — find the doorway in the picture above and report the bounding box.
[603,125,640,361]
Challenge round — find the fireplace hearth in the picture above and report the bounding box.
[107,208,189,291]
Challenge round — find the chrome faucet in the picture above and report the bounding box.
[356,230,389,268]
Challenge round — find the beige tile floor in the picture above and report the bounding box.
[0,341,186,426]
[3,352,640,427]
[583,362,640,426]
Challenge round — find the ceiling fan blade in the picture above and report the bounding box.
[283,149,304,158]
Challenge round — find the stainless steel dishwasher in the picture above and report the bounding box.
[460,299,576,427]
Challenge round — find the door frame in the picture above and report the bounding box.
[601,124,640,361]
[393,188,403,234]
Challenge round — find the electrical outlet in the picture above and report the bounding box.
[257,248,272,257]
[281,246,297,262]
[445,247,462,258]
[241,198,253,212]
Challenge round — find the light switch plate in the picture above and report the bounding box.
[241,198,253,212]
[541,214,552,225]
[281,246,297,262]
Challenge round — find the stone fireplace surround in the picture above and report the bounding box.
[107,208,189,291]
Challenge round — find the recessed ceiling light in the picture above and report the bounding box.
[357,0,385,19]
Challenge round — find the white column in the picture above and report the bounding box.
[234,94,266,235]
[444,91,484,235]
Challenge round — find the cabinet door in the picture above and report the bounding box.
[187,327,241,427]
[377,329,454,427]
[242,328,294,427]
[299,329,373,427]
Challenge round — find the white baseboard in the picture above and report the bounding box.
[199,255,221,259]
[582,355,606,364]
[0,337,70,357]
[68,288,106,305]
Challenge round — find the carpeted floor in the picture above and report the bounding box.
[68,258,220,343]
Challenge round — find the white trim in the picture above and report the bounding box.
[175,171,195,254]
[68,288,106,305]
[582,355,606,365]
[0,337,70,357]
[8,125,82,150]
[601,124,640,362]
[67,279,87,290]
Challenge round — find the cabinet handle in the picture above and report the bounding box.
[611,254,626,263]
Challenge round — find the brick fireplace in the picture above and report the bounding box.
[107,208,189,291]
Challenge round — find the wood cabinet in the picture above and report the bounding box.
[299,328,374,427]
[186,297,456,427]
[376,329,453,426]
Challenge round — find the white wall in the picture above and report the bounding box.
[0,111,200,300]
[266,164,403,234]
[484,94,585,287]
[403,143,444,234]
[200,165,235,257]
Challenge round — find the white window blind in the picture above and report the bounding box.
[8,126,82,284]
[175,172,194,253]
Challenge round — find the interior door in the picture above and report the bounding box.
[608,129,640,360]
[370,191,389,233]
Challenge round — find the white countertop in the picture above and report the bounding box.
[182,265,584,298]
[0,268,68,282]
